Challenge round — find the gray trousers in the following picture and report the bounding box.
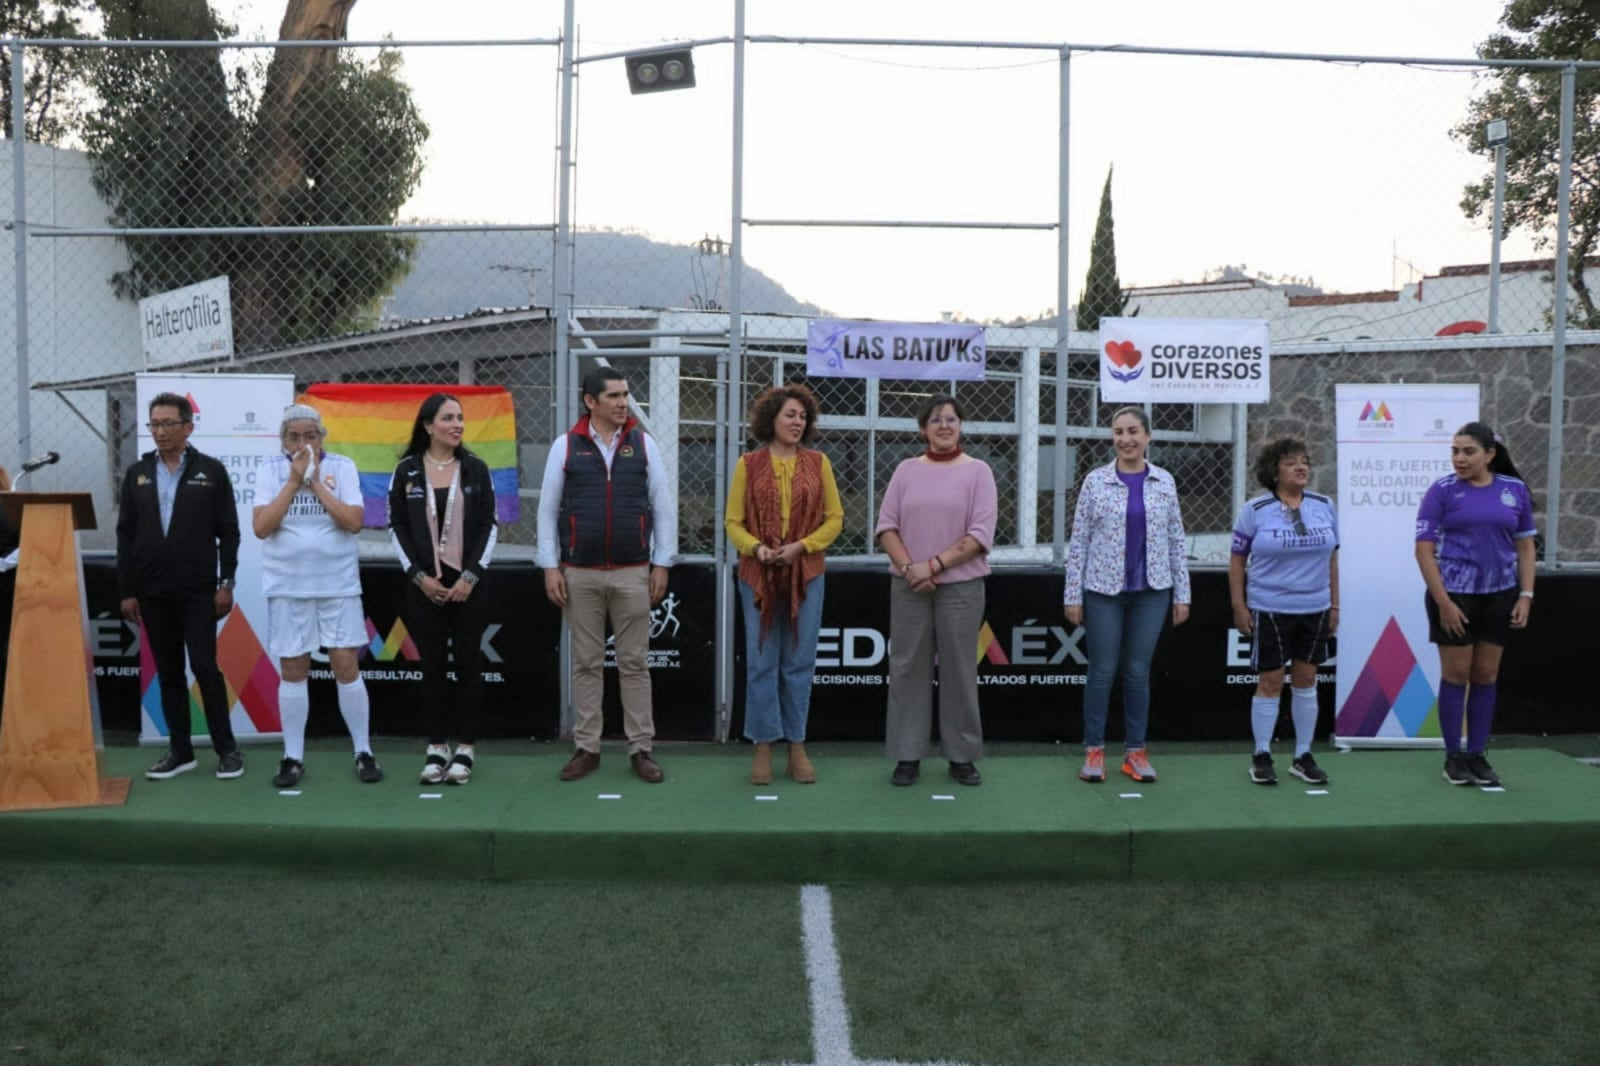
[885,576,985,763]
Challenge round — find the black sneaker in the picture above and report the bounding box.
[890,760,920,787]
[947,761,982,787]
[216,750,245,780]
[145,752,197,780]
[271,758,304,788]
[1443,752,1474,786]
[1249,752,1277,785]
[1290,753,1329,785]
[355,752,384,784]
[1465,753,1501,787]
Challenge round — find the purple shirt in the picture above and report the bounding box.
[875,455,998,582]
[1415,474,1536,595]
[1118,469,1148,592]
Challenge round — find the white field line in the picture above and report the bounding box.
[764,884,979,1066]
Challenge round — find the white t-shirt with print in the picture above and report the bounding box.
[257,451,364,599]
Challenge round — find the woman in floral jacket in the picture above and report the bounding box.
[1064,406,1191,785]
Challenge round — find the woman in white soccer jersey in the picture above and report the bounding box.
[253,403,383,787]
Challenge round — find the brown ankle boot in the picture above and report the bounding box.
[749,743,773,786]
[786,742,817,784]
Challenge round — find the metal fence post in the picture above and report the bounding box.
[1546,64,1573,566]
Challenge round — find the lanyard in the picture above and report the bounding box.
[424,461,462,578]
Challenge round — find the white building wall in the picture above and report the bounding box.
[0,142,141,548]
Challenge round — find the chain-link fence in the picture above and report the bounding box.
[3,20,1597,568]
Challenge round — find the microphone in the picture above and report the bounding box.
[20,451,60,474]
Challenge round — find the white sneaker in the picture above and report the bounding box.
[446,746,474,785]
[419,744,450,785]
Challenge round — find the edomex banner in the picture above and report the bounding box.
[1098,317,1270,404]
[135,372,294,745]
[301,383,520,528]
[807,319,986,380]
[1333,383,1478,748]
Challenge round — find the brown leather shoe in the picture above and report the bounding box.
[749,743,773,786]
[559,749,600,781]
[631,750,664,784]
[786,742,816,784]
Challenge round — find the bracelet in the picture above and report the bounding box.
[1518,590,1534,599]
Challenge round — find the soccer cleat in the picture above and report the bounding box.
[1121,749,1158,783]
[1079,746,1106,783]
[1250,752,1278,785]
[271,758,304,788]
[216,750,245,780]
[1465,752,1500,788]
[1442,752,1474,786]
[1290,753,1329,786]
[419,744,450,785]
[354,752,384,784]
[446,748,474,785]
[145,753,197,780]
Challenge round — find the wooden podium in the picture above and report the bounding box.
[0,491,130,811]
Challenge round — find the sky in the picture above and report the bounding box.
[212,0,1540,322]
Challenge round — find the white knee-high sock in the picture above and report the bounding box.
[279,679,310,761]
[1291,686,1319,757]
[337,677,372,754]
[1250,695,1278,754]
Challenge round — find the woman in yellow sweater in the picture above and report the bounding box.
[724,384,844,785]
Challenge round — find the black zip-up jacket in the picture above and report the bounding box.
[116,447,240,599]
[387,450,497,584]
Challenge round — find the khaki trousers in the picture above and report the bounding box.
[885,576,985,763]
[565,565,655,755]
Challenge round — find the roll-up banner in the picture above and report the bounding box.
[1332,383,1478,748]
[135,373,294,746]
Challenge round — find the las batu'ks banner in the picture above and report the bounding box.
[300,383,520,528]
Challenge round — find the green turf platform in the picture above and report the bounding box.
[1,745,1597,883]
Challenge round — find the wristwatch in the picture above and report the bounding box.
[217,578,234,590]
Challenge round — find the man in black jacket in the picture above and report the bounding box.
[117,392,244,780]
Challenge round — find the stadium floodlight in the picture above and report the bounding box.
[625,48,696,95]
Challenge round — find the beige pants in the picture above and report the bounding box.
[565,565,655,755]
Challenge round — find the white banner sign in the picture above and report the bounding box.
[135,372,293,745]
[1332,383,1478,748]
[1097,317,1270,403]
[807,319,986,380]
[140,275,234,368]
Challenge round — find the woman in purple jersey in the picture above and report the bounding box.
[1414,422,1536,788]
[1229,438,1337,787]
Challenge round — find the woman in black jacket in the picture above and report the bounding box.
[388,393,498,785]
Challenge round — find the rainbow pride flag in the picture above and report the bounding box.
[300,383,520,528]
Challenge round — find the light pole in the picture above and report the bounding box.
[1486,117,1509,333]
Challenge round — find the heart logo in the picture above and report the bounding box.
[1104,340,1141,369]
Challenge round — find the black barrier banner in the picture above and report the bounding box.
[32,559,1592,743]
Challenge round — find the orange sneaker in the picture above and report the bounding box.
[1079,746,1106,783]
[1122,749,1157,783]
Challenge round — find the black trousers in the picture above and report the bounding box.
[140,592,237,759]
[402,580,489,744]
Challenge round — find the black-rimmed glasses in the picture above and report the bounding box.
[146,419,188,431]
[1283,506,1308,537]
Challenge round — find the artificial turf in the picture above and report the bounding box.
[3,864,1598,1065]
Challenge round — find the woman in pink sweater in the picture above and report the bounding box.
[875,395,998,787]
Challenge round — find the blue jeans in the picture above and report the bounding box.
[1081,587,1171,750]
[740,573,825,743]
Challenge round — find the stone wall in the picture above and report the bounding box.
[1244,335,1600,564]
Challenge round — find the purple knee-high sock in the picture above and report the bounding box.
[1437,680,1467,755]
[1466,683,1497,755]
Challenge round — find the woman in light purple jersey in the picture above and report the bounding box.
[1229,437,1338,788]
[1414,422,1536,788]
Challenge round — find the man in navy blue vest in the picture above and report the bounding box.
[538,367,677,783]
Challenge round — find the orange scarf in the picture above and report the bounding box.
[738,448,826,648]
